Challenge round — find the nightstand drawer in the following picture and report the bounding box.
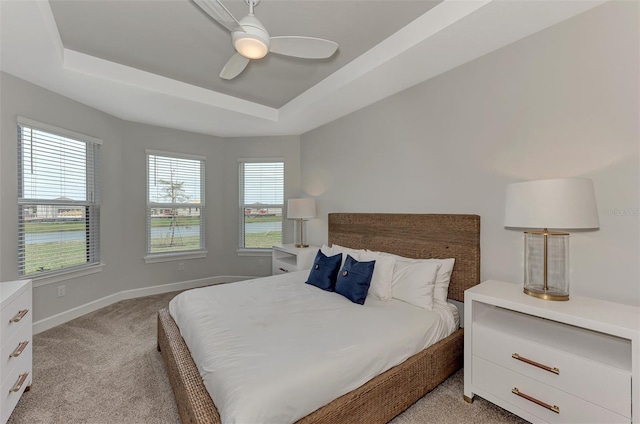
[272,244,318,275]
[1,289,31,349]
[473,324,631,417]
[472,356,629,424]
[273,263,292,274]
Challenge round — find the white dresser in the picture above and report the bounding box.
[464,280,639,424]
[0,280,32,424]
[272,244,319,275]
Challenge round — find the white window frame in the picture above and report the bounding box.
[238,159,284,255]
[17,117,102,284]
[145,150,206,263]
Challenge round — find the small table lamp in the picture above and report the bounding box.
[287,198,316,248]
[504,178,599,301]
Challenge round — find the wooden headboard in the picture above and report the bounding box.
[328,213,480,302]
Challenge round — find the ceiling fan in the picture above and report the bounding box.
[193,0,339,80]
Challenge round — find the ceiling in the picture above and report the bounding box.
[49,0,439,109]
[1,0,606,137]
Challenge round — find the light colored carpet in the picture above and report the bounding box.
[8,291,527,424]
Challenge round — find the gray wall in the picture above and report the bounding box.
[0,72,301,321]
[1,1,637,325]
[300,2,640,306]
[1,72,125,321]
[221,136,301,276]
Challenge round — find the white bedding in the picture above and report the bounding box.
[169,270,458,424]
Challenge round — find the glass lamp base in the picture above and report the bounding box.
[523,285,569,301]
[524,231,570,301]
[293,219,309,249]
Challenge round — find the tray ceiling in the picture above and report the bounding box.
[1,0,606,137]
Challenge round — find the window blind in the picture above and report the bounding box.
[17,121,100,276]
[147,152,205,255]
[239,161,284,249]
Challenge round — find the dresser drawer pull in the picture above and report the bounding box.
[512,353,559,375]
[512,387,560,414]
[9,372,29,393]
[9,309,29,323]
[9,340,29,358]
[279,267,289,273]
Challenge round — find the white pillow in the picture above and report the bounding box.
[431,258,455,306]
[320,244,333,256]
[392,260,441,309]
[358,250,395,301]
[381,252,455,306]
[330,244,365,269]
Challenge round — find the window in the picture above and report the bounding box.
[146,151,205,257]
[239,160,284,250]
[17,118,101,277]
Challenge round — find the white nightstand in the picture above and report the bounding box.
[1,280,32,424]
[464,280,639,424]
[272,244,319,275]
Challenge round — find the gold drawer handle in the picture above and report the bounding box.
[279,267,289,273]
[9,372,29,393]
[512,387,559,414]
[9,341,29,358]
[512,353,559,375]
[9,309,29,323]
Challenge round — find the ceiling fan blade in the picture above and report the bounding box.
[269,36,338,59]
[219,53,251,80]
[193,0,245,33]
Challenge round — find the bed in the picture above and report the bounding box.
[157,213,480,424]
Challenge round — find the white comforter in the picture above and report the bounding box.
[169,271,458,424]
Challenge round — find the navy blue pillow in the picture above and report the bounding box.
[306,250,342,292]
[335,254,376,305]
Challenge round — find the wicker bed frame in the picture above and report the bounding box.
[158,213,480,424]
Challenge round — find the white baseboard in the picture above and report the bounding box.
[32,275,254,334]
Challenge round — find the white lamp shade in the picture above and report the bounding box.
[504,178,599,230]
[287,198,316,219]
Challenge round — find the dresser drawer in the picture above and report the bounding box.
[0,317,32,385]
[0,289,31,349]
[473,324,631,417]
[472,356,629,424]
[1,346,32,424]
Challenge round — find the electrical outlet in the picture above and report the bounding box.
[178,262,185,271]
[57,285,66,297]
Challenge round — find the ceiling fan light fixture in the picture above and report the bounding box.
[195,0,339,80]
[234,35,269,59]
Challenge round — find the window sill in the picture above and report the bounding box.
[144,251,208,264]
[236,248,272,257]
[28,263,106,288]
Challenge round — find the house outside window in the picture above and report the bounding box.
[146,151,205,260]
[17,118,101,277]
[238,160,284,250]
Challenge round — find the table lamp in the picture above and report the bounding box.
[287,198,316,248]
[504,178,599,300]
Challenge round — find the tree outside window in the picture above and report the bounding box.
[147,152,205,255]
